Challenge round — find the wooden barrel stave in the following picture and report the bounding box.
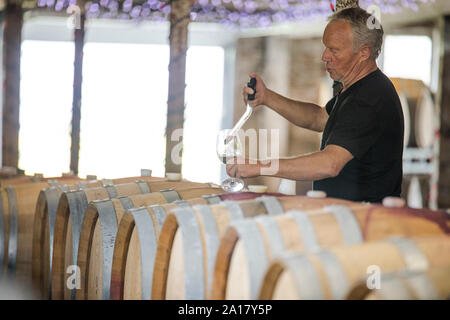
[31,188,61,298]
[1,189,8,274]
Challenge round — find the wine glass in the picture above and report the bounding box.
[216,129,245,192]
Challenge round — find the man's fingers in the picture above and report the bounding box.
[248,100,258,108]
[242,87,249,104]
[226,164,232,176]
[249,72,259,80]
[226,164,236,177]
[243,86,255,95]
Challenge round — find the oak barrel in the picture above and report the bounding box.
[346,266,450,300]
[390,78,436,148]
[258,235,450,299]
[1,177,82,276]
[0,180,77,288]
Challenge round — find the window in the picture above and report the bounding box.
[19,40,74,177]
[79,42,169,179]
[79,42,224,182]
[383,35,432,85]
[19,36,225,182]
[183,46,224,184]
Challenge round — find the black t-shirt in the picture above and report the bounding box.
[313,69,404,203]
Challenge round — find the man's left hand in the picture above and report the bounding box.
[226,157,261,179]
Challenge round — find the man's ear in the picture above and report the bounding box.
[359,45,371,61]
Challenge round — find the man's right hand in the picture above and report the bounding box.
[242,73,267,108]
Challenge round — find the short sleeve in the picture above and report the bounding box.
[325,99,382,159]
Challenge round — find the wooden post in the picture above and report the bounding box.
[1,1,23,169]
[438,15,450,209]
[336,0,359,11]
[164,0,193,175]
[0,9,4,168]
[69,10,85,176]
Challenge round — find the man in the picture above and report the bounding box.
[226,7,404,203]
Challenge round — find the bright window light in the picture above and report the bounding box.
[79,42,169,179]
[383,35,432,85]
[19,41,224,182]
[19,40,74,177]
[183,46,224,184]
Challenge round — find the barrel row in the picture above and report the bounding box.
[113,195,291,300]
[155,199,449,300]
[1,175,157,270]
[0,173,80,188]
[259,235,450,300]
[211,203,450,300]
[3,175,450,301]
[37,180,217,299]
[0,174,181,294]
[53,191,289,300]
[40,189,284,300]
[69,192,450,301]
[32,177,160,298]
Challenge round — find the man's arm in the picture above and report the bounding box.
[265,89,329,132]
[243,73,329,132]
[226,144,353,181]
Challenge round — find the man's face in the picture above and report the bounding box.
[322,20,360,82]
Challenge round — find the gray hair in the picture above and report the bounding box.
[328,7,384,60]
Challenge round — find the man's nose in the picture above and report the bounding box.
[322,48,330,62]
